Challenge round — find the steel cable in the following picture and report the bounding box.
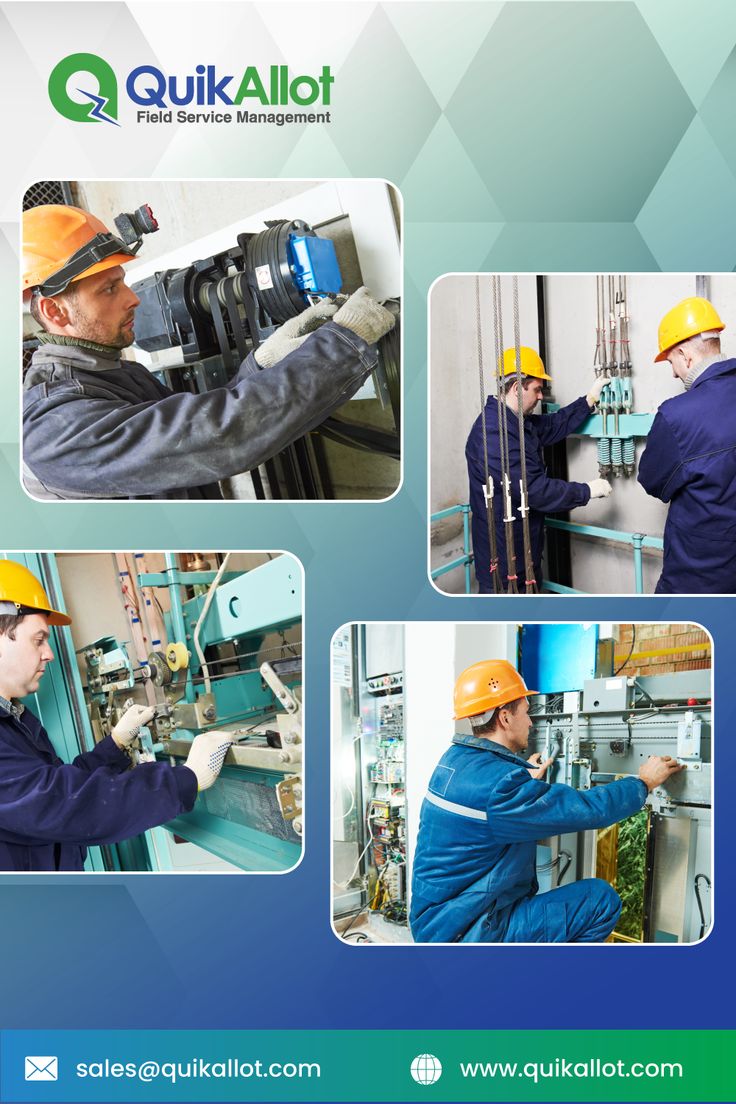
[491,276,518,593]
[511,276,538,593]
[476,277,502,592]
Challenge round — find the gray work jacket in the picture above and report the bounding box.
[22,322,377,500]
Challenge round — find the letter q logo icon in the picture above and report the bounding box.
[48,52,120,125]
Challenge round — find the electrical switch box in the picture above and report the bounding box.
[583,677,632,713]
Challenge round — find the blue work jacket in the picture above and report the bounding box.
[0,704,197,871]
[465,395,591,591]
[23,321,376,500]
[409,733,647,943]
[638,357,736,593]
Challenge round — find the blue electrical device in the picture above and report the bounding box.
[288,233,342,297]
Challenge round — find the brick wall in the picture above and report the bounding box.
[614,623,711,677]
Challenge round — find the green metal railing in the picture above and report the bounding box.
[545,519,663,594]
[430,506,664,594]
[430,504,472,593]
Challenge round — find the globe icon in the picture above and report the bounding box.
[410,1053,443,1085]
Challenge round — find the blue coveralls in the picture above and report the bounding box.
[410,733,647,943]
[0,701,197,871]
[23,321,377,500]
[465,396,592,592]
[638,357,736,593]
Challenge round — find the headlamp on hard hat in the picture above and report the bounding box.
[38,204,159,297]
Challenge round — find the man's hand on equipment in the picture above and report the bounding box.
[111,703,156,748]
[332,287,396,344]
[526,752,556,780]
[639,755,686,792]
[587,478,612,498]
[253,300,339,369]
[184,731,234,791]
[586,376,608,407]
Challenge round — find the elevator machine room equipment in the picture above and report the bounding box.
[429,271,736,594]
[334,621,711,944]
[332,624,407,941]
[7,552,303,873]
[85,180,401,502]
[517,623,712,943]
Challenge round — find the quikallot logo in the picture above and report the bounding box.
[48,52,334,126]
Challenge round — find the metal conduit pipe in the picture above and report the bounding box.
[193,553,232,695]
[164,552,195,704]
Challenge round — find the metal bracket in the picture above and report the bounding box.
[261,661,300,717]
[171,693,217,730]
[677,710,702,765]
[276,775,303,835]
[647,787,677,817]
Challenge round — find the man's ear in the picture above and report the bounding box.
[37,295,73,330]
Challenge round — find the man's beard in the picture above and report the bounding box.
[69,305,135,349]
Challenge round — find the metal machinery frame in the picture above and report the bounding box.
[452,273,715,593]
[519,624,712,942]
[10,552,303,873]
[126,183,401,500]
[333,625,407,933]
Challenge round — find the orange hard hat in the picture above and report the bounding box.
[454,659,536,720]
[0,560,71,626]
[22,204,136,298]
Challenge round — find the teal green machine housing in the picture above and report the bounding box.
[9,552,303,873]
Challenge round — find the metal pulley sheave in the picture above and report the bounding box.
[244,219,322,323]
[146,650,172,687]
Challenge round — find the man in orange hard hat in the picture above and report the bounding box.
[0,560,233,870]
[638,296,736,593]
[466,346,611,593]
[410,659,683,943]
[22,203,394,500]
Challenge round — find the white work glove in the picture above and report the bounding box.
[332,286,396,344]
[111,704,155,748]
[253,300,339,369]
[587,478,612,499]
[586,376,608,406]
[184,731,234,792]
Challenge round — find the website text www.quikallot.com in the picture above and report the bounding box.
[75,1058,320,1085]
[460,1057,683,1084]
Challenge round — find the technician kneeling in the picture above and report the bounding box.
[0,561,232,871]
[410,660,683,943]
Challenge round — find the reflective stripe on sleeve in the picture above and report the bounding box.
[425,791,488,820]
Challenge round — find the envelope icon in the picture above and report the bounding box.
[25,1056,58,1081]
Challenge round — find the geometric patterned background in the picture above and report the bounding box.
[0,1,732,1039]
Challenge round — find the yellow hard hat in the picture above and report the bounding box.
[454,659,536,720]
[0,561,71,626]
[500,346,552,381]
[655,297,725,362]
[22,204,137,299]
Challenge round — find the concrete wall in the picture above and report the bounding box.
[547,274,736,593]
[75,180,319,260]
[429,274,538,591]
[430,273,736,593]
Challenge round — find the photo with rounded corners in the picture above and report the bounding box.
[429,272,736,596]
[331,621,712,945]
[0,550,303,873]
[21,178,402,503]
